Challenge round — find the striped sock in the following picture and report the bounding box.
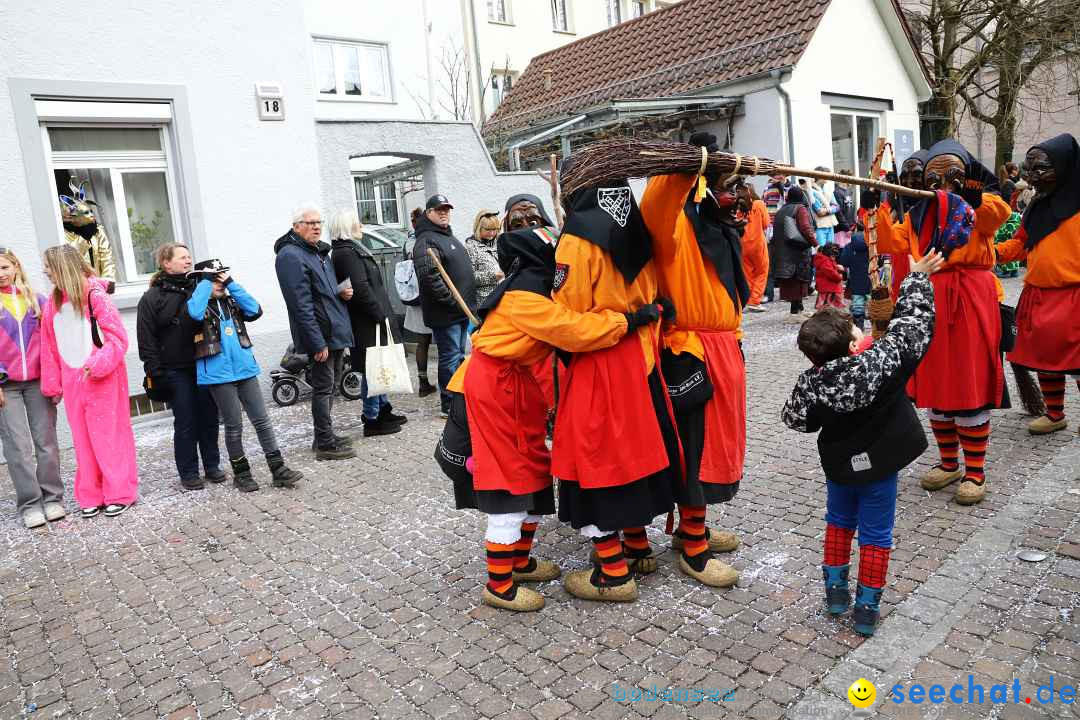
[677,504,709,559]
[621,527,651,559]
[591,533,631,586]
[857,545,891,588]
[485,541,517,596]
[824,523,855,566]
[1039,372,1066,421]
[957,421,991,485]
[514,521,538,571]
[930,418,960,471]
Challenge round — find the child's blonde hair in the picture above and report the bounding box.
[0,248,41,317]
[43,245,93,315]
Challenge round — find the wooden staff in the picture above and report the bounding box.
[535,153,565,227]
[427,248,479,326]
[774,164,933,200]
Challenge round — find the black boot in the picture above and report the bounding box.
[266,450,302,488]
[377,403,407,426]
[418,376,436,397]
[362,415,403,437]
[231,456,259,493]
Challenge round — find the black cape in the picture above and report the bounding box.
[561,180,652,284]
[476,227,557,324]
[684,190,750,309]
[1021,133,1080,249]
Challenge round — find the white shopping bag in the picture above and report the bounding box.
[365,320,413,395]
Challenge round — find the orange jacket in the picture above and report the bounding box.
[995,211,1080,289]
[741,199,770,306]
[552,231,659,373]
[639,173,743,360]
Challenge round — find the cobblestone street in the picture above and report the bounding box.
[0,277,1077,720]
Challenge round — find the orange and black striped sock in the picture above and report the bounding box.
[677,504,711,572]
[930,418,960,471]
[957,421,990,484]
[1038,372,1067,421]
[513,521,538,571]
[591,533,631,586]
[622,527,651,559]
[485,540,517,597]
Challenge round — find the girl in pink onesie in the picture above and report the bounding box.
[40,245,138,518]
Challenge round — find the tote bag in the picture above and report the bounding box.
[365,320,413,395]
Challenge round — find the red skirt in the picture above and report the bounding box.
[551,334,670,489]
[907,268,1004,412]
[1008,284,1080,373]
[699,331,747,486]
[529,352,556,410]
[462,350,550,496]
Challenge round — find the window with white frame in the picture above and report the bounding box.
[353,176,401,226]
[551,0,570,31]
[313,39,391,100]
[45,123,183,284]
[488,0,510,22]
[630,0,649,18]
[606,0,622,26]
[489,72,516,113]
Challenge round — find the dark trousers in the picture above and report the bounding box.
[166,367,221,482]
[431,321,468,410]
[311,349,344,448]
[208,377,279,460]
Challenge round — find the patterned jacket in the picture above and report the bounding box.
[0,290,46,384]
[782,272,935,484]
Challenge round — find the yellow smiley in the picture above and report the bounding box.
[847,678,876,708]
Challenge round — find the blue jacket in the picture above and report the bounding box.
[839,233,872,296]
[274,231,354,354]
[187,279,261,385]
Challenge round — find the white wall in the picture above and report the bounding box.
[0,0,321,391]
[784,0,923,171]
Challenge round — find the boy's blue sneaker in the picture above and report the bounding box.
[822,564,851,615]
[853,583,883,636]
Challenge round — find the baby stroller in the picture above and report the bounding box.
[270,344,364,406]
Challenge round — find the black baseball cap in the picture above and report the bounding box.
[425,194,454,210]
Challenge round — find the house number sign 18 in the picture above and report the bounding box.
[255,82,285,121]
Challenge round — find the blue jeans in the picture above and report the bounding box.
[166,367,221,481]
[360,376,389,421]
[824,473,898,548]
[431,321,468,411]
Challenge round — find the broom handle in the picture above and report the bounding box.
[549,153,564,227]
[427,248,480,326]
[770,164,934,199]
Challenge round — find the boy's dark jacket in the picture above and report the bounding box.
[781,273,935,484]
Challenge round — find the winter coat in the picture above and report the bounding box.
[813,253,845,295]
[770,202,816,282]
[464,235,501,303]
[839,234,872,296]
[274,231,354,354]
[331,237,393,373]
[0,289,46,384]
[833,186,856,232]
[186,279,262,385]
[411,216,477,329]
[782,272,934,485]
[136,273,203,375]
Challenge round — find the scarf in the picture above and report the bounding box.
[684,191,750,309]
[476,227,557,324]
[1021,133,1080,249]
[560,180,653,283]
[63,222,99,241]
[911,140,998,237]
[916,190,976,258]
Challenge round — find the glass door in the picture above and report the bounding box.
[830,110,882,206]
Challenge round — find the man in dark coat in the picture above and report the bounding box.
[411,194,477,416]
[331,221,408,437]
[274,205,356,460]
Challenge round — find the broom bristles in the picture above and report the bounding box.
[1011,364,1046,417]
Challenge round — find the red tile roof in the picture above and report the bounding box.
[483,0,830,136]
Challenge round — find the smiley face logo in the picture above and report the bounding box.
[847,678,876,708]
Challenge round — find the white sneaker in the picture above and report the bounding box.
[745,304,768,313]
[43,502,67,522]
[22,507,47,529]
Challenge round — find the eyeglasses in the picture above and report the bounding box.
[1021,163,1054,176]
[298,220,323,226]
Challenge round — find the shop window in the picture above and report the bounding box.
[47,125,181,285]
[313,39,391,100]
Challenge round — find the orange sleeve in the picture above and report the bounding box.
[975,193,1012,239]
[505,291,628,353]
[742,200,770,305]
[995,225,1028,264]
[873,205,912,255]
[552,232,598,313]
[640,174,696,263]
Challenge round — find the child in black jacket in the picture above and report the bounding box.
[782,249,944,635]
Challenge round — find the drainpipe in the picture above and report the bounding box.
[461,0,486,124]
[772,69,795,165]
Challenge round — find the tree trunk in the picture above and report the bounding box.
[992,28,1025,169]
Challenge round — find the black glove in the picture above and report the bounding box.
[960,186,983,209]
[656,296,677,324]
[860,188,882,210]
[624,303,661,332]
[884,170,899,184]
[688,132,719,153]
